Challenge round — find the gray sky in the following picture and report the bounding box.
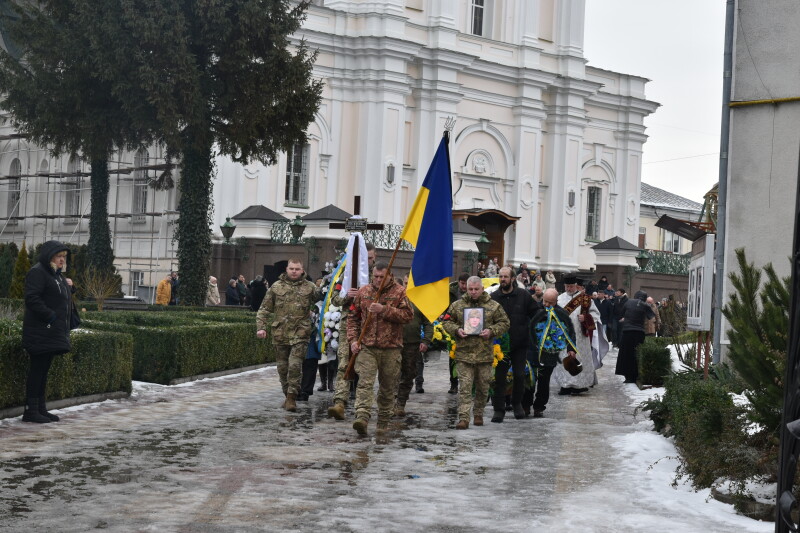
[584,1,726,204]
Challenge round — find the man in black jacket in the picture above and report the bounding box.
[530,288,577,417]
[490,267,541,421]
[611,288,628,347]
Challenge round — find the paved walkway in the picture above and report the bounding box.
[0,349,769,532]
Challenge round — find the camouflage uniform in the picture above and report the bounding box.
[396,303,433,410]
[330,290,354,407]
[347,278,412,426]
[443,292,510,424]
[257,273,321,397]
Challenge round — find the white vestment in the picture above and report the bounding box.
[553,290,609,389]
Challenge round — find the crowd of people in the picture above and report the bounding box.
[249,250,670,436]
[16,239,667,432]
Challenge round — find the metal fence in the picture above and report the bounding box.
[270,221,414,251]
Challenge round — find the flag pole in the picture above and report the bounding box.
[345,124,453,380]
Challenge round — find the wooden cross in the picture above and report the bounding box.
[328,196,384,290]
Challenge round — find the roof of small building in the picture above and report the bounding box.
[232,205,288,222]
[302,204,352,221]
[592,236,641,251]
[641,182,703,213]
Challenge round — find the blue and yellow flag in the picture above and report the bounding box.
[400,136,453,322]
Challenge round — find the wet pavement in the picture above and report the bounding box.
[0,350,766,532]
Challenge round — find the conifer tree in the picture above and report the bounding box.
[8,241,30,299]
[0,245,14,298]
[721,248,789,435]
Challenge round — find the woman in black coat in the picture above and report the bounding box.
[22,240,73,423]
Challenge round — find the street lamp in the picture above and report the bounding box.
[635,249,651,270]
[290,214,306,243]
[220,217,236,244]
[475,231,491,260]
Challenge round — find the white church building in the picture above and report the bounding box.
[0,0,657,296]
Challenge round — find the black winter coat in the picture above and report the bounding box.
[22,241,72,357]
[491,286,542,350]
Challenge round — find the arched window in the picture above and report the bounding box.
[7,158,21,219]
[65,156,81,219]
[132,149,149,217]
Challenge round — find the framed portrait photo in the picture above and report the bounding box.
[463,307,484,336]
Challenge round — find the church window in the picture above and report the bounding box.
[7,158,21,219]
[65,156,81,219]
[470,0,485,36]
[285,143,309,207]
[586,186,601,240]
[132,149,149,220]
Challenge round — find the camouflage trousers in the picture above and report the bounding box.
[354,346,401,422]
[455,360,493,422]
[396,343,421,407]
[332,341,351,405]
[274,342,306,396]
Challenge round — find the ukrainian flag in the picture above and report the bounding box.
[401,136,453,322]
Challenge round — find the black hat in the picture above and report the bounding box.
[562,273,581,285]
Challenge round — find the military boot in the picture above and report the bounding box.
[394,403,406,418]
[376,418,389,433]
[455,419,469,430]
[473,414,484,426]
[284,393,298,412]
[353,418,368,435]
[327,401,346,420]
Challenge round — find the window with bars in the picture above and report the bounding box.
[132,149,149,218]
[470,0,485,36]
[586,186,601,240]
[285,143,309,207]
[7,158,21,220]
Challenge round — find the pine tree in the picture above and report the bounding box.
[0,245,14,298]
[77,0,323,305]
[721,248,789,435]
[8,242,31,299]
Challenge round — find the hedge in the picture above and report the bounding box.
[637,337,672,387]
[0,319,133,410]
[81,318,274,384]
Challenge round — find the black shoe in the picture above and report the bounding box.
[513,404,526,419]
[38,396,59,422]
[416,387,424,393]
[533,410,544,418]
[491,410,505,423]
[573,388,589,394]
[448,385,458,394]
[296,392,310,401]
[21,399,51,424]
[558,387,573,396]
[317,385,327,392]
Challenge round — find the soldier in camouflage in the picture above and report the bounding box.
[443,276,510,429]
[348,262,412,435]
[256,259,321,412]
[327,244,376,421]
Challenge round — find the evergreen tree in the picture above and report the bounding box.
[77,0,323,305]
[0,2,154,273]
[8,241,30,299]
[721,248,789,435]
[0,244,14,298]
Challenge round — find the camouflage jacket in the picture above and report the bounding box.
[347,279,413,349]
[443,291,510,364]
[403,302,434,345]
[257,273,321,344]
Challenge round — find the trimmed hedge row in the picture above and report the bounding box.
[81,318,273,384]
[0,319,133,410]
[637,337,672,387]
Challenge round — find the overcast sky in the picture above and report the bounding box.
[584,1,726,204]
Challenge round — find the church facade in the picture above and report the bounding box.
[0,0,657,296]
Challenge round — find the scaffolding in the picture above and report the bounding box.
[0,132,180,302]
